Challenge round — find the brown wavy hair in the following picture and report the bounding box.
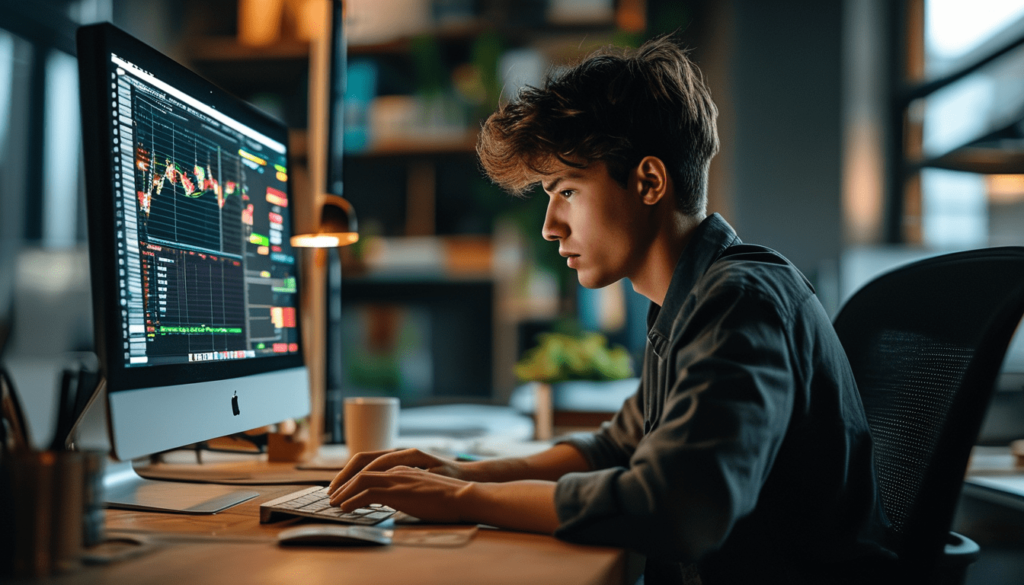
[477,35,719,216]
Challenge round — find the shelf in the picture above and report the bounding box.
[183,36,311,62]
[349,20,490,55]
[181,36,311,97]
[912,116,1024,175]
[184,21,620,63]
[340,235,494,281]
[917,145,1024,175]
[348,133,479,158]
[347,18,619,56]
[289,129,476,163]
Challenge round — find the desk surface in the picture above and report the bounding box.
[26,479,626,585]
[964,445,1024,512]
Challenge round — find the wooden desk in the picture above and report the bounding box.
[26,483,626,585]
[964,445,1024,513]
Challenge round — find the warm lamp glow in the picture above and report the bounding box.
[987,174,1024,204]
[290,233,359,248]
[290,194,359,248]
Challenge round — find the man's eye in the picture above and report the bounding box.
[560,190,575,199]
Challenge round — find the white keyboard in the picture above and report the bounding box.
[260,486,399,525]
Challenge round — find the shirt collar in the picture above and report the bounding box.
[646,213,741,358]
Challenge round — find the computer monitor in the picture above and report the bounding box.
[73,23,310,512]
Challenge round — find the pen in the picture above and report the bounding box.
[1,366,29,454]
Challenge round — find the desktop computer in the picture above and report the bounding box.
[71,23,310,513]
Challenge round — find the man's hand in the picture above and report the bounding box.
[329,464,562,533]
[327,448,468,496]
[328,465,472,523]
[322,443,590,534]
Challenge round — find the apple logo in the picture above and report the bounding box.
[231,391,240,416]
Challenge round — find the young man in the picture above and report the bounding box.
[328,36,893,584]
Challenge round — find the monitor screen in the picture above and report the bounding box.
[112,51,299,369]
[78,23,309,463]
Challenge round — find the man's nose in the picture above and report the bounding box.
[542,198,566,241]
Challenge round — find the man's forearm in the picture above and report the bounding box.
[458,480,562,534]
[460,443,591,483]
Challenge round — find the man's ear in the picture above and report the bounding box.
[635,156,669,206]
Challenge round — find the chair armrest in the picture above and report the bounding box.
[933,531,980,585]
[944,531,980,564]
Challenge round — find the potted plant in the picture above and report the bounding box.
[514,332,634,440]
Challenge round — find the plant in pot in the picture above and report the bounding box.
[514,332,634,440]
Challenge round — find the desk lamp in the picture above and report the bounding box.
[291,194,359,444]
[291,195,359,248]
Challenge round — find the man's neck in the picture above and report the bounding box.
[629,212,703,306]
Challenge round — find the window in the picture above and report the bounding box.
[918,0,1024,247]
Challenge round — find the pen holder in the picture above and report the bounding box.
[0,449,106,579]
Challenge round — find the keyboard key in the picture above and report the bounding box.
[363,511,393,521]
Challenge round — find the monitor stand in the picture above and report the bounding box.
[66,379,258,514]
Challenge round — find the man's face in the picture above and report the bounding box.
[540,161,653,289]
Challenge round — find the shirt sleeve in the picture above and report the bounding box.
[556,378,645,471]
[552,283,796,562]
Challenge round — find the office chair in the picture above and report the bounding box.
[832,247,1024,585]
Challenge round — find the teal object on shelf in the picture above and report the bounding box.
[344,59,377,153]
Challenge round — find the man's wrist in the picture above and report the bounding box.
[454,480,561,534]
[454,479,489,524]
[460,458,522,483]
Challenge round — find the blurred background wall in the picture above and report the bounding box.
[3,0,1024,416]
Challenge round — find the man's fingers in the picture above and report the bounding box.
[326,467,468,525]
[362,450,436,474]
[328,449,396,493]
[329,470,412,506]
[334,488,384,513]
[329,449,439,494]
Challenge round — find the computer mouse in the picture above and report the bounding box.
[276,525,393,547]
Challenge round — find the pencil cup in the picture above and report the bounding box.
[344,397,399,457]
[1,450,106,579]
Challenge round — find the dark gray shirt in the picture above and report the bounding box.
[554,214,892,584]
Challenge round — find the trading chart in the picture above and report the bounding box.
[132,90,245,256]
[111,55,299,368]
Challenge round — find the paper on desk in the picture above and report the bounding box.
[968,445,1024,476]
[391,525,477,548]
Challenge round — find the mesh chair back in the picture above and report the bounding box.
[832,247,1024,572]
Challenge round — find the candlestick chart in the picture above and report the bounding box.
[131,90,245,256]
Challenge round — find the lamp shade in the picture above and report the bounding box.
[291,195,359,248]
